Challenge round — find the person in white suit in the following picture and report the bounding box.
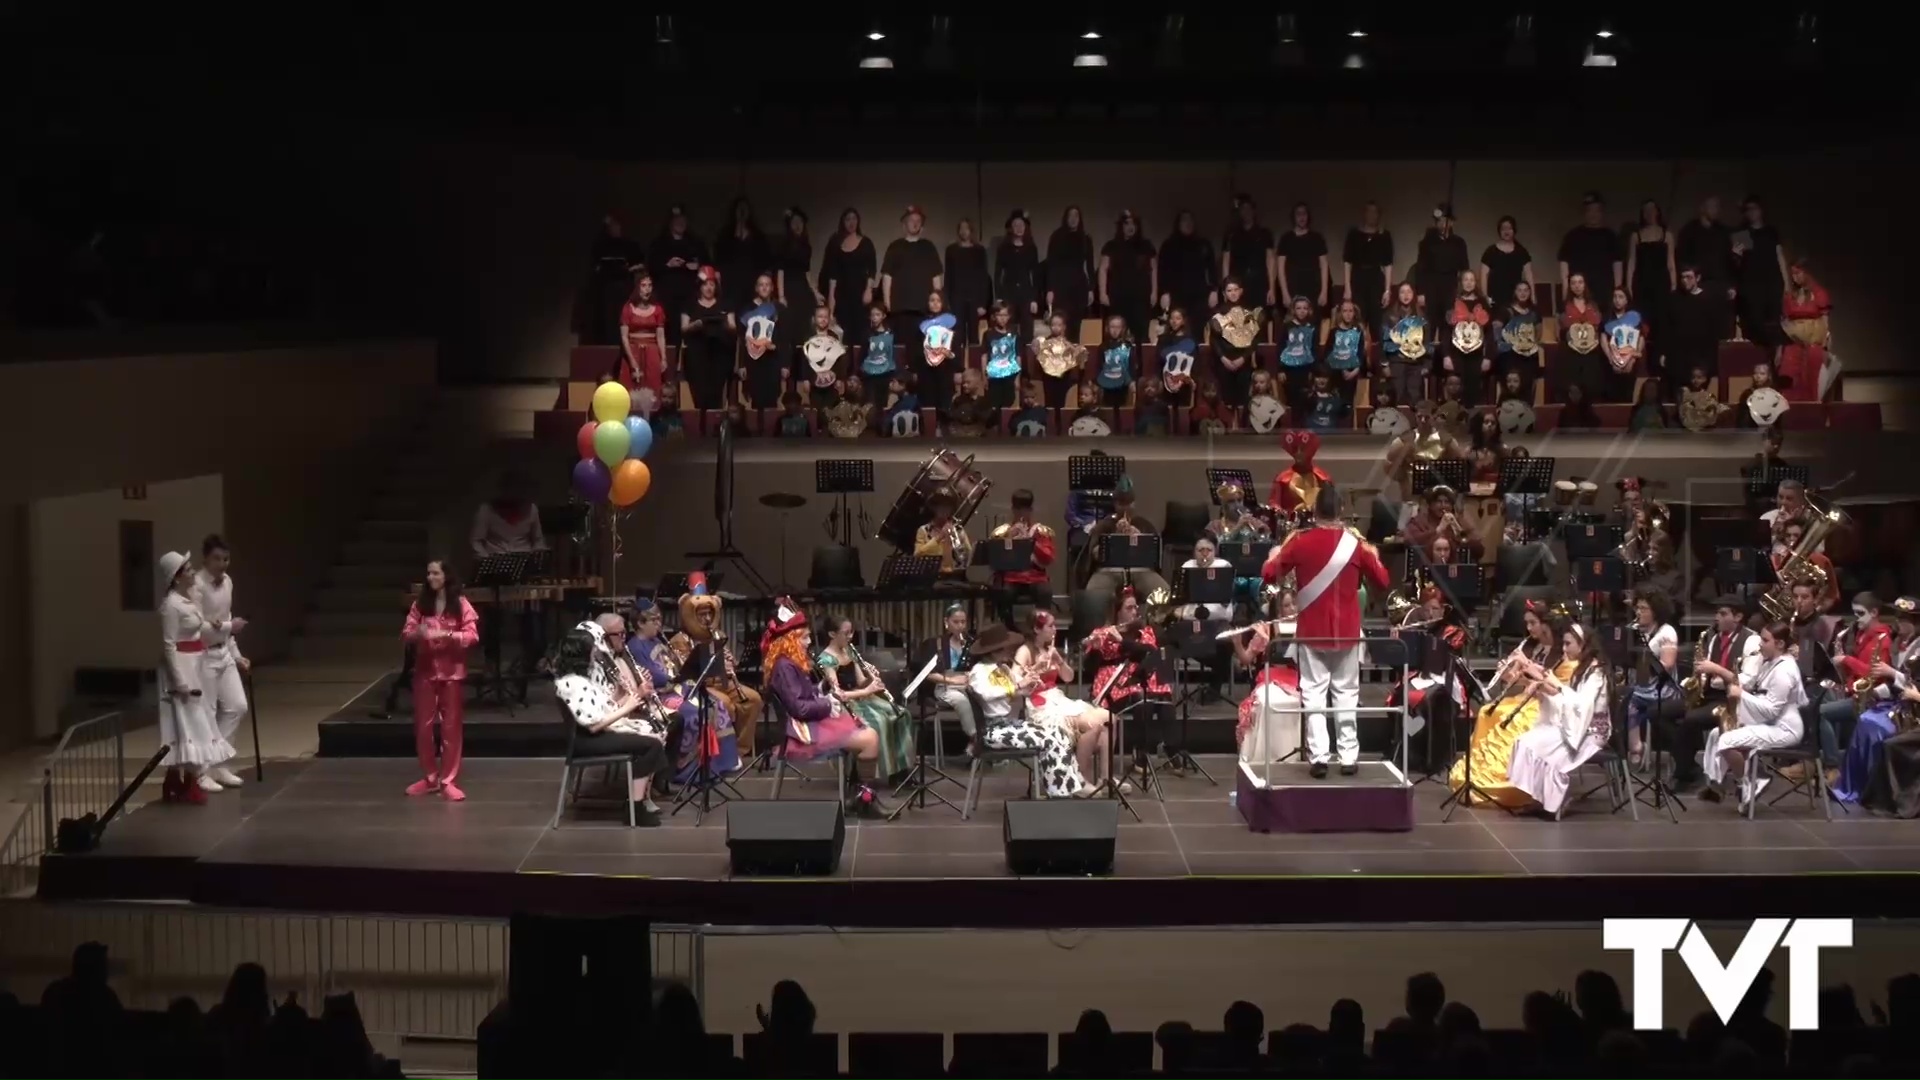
[1699,621,1808,809]
[1506,622,1612,814]
[192,534,249,788]
[157,551,236,802]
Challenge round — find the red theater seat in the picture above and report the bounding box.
[570,345,620,381]
[1824,402,1881,430]
[536,410,586,443]
[1717,339,1769,380]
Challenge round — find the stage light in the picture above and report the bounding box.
[1342,52,1367,69]
[867,30,886,41]
[1348,28,1368,39]
[1595,26,1615,39]
[654,15,675,45]
[859,56,895,69]
[1073,53,1110,68]
[1277,12,1299,43]
[1272,13,1304,66]
[1582,44,1617,67]
[1081,21,1102,40]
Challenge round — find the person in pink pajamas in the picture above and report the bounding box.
[401,558,480,800]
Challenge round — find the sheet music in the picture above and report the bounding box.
[901,650,943,700]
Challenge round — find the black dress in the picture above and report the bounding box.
[1044,227,1096,332]
[1342,227,1394,330]
[1479,242,1531,313]
[647,229,709,346]
[713,228,772,311]
[588,233,642,346]
[1277,228,1329,310]
[1101,236,1156,341]
[1158,231,1217,325]
[944,241,992,346]
[1414,228,1470,327]
[818,235,876,348]
[994,238,1041,343]
[1224,225,1275,307]
[1737,225,1786,346]
[1665,286,1725,385]
[680,299,734,411]
[1630,229,1672,346]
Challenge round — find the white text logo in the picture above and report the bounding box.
[1602,918,1852,1030]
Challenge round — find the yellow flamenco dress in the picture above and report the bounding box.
[1448,658,1576,808]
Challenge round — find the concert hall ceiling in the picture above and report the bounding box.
[25,10,1913,160]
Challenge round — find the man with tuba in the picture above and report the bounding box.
[913,490,974,578]
[1762,477,1822,555]
[1834,596,1920,803]
[1661,595,1761,792]
[1768,516,1838,617]
[989,488,1056,629]
[1262,482,1393,777]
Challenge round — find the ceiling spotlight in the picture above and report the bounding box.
[867,27,886,41]
[1595,26,1615,39]
[1348,28,1368,39]
[1342,51,1367,68]
[1081,21,1102,40]
[654,15,675,45]
[1272,14,1305,65]
[1073,53,1110,68]
[860,55,895,69]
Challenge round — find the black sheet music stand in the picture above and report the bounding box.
[1410,460,1471,499]
[1500,456,1557,541]
[1563,522,1624,559]
[1716,546,1773,612]
[1744,464,1810,501]
[1430,563,1486,620]
[1101,533,1162,597]
[816,458,875,549]
[1069,454,1127,492]
[1575,556,1628,620]
[1204,467,1256,505]
[470,551,532,714]
[1221,539,1267,576]
[1158,621,1221,787]
[877,554,942,591]
[976,537,1036,573]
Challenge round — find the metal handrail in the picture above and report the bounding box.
[0,711,126,896]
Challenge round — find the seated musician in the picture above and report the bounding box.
[1824,592,1894,767]
[1232,588,1302,764]
[913,491,973,579]
[553,618,670,826]
[1762,477,1820,554]
[1622,589,1682,767]
[1771,518,1837,613]
[1659,596,1761,792]
[759,599,888,816]
[1403,484,1475,563]
[1623,501,1683,604]
[993,613,1112,796]
[920,603,979,749]
[1382,404,1459,513]
[666,572,762,760]
[1450,602,1564,808]
[1505,621,1613,816]
[1383,583,1462,770]
[1699,621,1807,807]
[1063,450,1112,588]
[1834,596,1920,803]
[1205,481,1270,607]
[628,599,739,785]
[989,488,1055,629]
[1082,477,1171,603]
[816,612,915,785]
[1179,536,1236,622]
[1786,581,1852,771]
[469,469,550,699]
[1083,586,1174,783]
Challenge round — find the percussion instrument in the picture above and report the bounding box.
[877,447,992,551]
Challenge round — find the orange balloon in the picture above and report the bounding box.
[609,459,652,507]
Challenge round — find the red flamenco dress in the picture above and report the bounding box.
[1234,624,1302,748]
[619,300,667,396]
[1777,279,1831,402]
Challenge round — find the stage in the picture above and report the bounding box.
[38,755,1920,927]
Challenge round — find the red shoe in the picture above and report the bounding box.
[439,782,466,802]
[405,778,439,797]
[178,775,208,805]
[161,769,183,803]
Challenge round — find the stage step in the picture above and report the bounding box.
[1235,761,1415,832]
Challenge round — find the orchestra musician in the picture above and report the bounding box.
[1834,596,1920,804]
[666,573,762,761]
[1823,592,1895,768]
[1382,581,1460,771]
[1450,602,1563,807]
[1785,581,1852,773]
[817,613,915,784]
[1771,518,1838,613]
[1232,587,1303,764]
[1622,590,1682,767]
[1267,430,1332,522]
[1084,586,1175,782]
[1505,621,1614,816]
[552,617,671,826]
[1206,480,1271,609]
[1659,595,1761,792]
[1082,477,1171,603]
[989,488,1056,629]
[921,603,979,749]
[1699,621,1807,808]
[1009,611,1113,794]
[913,491,973,578]
[469,470,549,702]
[1763,478,1821,554]
[759,600,890,816]
[1620,500,1682,604]
[629,599,739,786]
[1261,483,1393,777]
[1403,484,1475,563]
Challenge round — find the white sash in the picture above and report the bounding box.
[1293,528,1358,614]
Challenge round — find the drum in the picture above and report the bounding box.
[877,448,993,551]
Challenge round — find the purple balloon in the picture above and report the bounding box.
[572,458,612,503]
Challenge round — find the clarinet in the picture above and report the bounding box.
[849,642,899,708]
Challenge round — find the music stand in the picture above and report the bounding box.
[877,554,942,591]
[1158,623,1221,786]
[1563,522,1624,559]
[1204,467,1255,504]
[1500,456,1556,541]
[1180,564,1236,610]
[470,551,532,714]
[1100,532,1162,599]
[1069,454,1126,492]
[1574,556,1628,623]
[1410,460,1470,499]
[1744,464,1810,500]
[976,537,1036,573]
[1430,563,1486,619]
[816,458,875,550]
[1221,540,1267,581]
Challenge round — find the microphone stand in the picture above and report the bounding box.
[670,642,742,823]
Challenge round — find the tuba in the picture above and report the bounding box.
[1759,496,1847,622]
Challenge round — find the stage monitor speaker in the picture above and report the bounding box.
[728,800,845,876]
[1004,798,1118,876]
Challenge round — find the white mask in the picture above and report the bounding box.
[1854,606,1871,626]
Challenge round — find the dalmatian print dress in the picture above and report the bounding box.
[974,666,1087,798]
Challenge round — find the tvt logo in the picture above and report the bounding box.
[1603,918,1852,1030]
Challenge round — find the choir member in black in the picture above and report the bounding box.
[714,197,772,311]
[586,214,642,345]
[1100,210,1157,342]
[882,205,943,349]
[775,207,817,321]
[1278,202,1330,315]
[1341,202,1394,331]
[733,272,789,409]
[1627,199,1675,344]
[1557,192,1622,302]
[1411,204,1470,327]
[820,208,877,348]
[1665,265,1724,396]
[1734,196,1789,346]
[1156,306,1198,407]
[944,219,991,346]
[1222,194,1277,311]
[647,205,708,345]
[994,210,1041,344]
[680,266,735,410]
[1676,195,1736,306]
[1045,206,1096,334]
[1479,215,1533,317]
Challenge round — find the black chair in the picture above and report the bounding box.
[962,686,1042,819]
[551,706,647,828]
[1056,1030,1154,1074]
[1556,691,1638,821]
[1745,719,1838,821]
[847,1032,944,1076]
[742,1031,838,1077]
[949,1032,1050,1077]
[766,694,847,798]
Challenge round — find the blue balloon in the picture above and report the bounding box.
[624,414,654,460]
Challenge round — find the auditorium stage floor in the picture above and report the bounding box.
[38,756,1919,926]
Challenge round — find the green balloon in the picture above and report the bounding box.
[592,420,631,467]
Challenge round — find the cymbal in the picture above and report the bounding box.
[760,492,808,511]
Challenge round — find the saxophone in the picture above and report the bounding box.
[1681,629,1712,709]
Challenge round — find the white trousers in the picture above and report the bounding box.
[1703,720,1803,783]
[200,647,249,742]
[1296,643,1362,766]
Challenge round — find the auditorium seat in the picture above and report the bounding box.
[848,1032,944,1076]
[742,1031,839,1076]
[1718,339,1769,379]
[1056,1029,1154,1073]
[1826,401,1881,430]
[950,1031,1050,1076]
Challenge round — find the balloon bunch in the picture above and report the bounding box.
[572,383,654,508]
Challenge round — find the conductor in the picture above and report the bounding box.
[1262,483,1392,777]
